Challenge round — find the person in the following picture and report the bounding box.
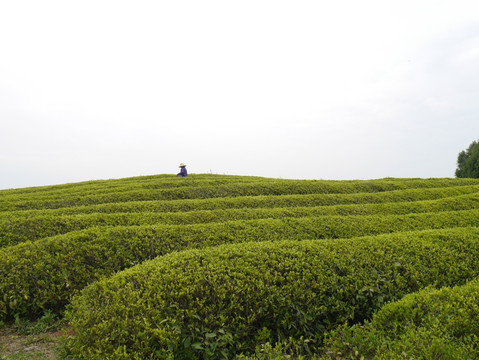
[177,163,187,177]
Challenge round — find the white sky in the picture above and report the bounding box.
[1,0,479,189]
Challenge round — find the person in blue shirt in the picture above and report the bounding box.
[177,163,187,177]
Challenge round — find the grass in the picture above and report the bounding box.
[0,327,63,359]
[0,313,70,360]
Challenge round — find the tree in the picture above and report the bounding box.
[455,140,479,178]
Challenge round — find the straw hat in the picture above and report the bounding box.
[179,163,186,167]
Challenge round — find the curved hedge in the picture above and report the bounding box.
[2,177,478,211]
[64,227,479,359]
[3,192,479,247]
[5,184,479,220]
[3,209,479,320]
[0,175,278,208]
[0,174,274,195]
[3,175,479,358]
[321,278,479,359]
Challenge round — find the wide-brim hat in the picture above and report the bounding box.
[179,163,186,167]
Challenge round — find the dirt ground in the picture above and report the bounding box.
[0,326,69,360]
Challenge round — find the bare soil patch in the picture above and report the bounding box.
[0,326,70,360]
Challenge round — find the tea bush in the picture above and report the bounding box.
[2,175,479,357]
[3,209,479,320]
[2,177,478,211]
[5,183,479,220]
[321,278,479,359]
[3,192,479,247]
[65,227,479,359]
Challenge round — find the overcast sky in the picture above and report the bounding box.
[1,1,479,189]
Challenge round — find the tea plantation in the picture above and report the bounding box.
[1,174,479,359]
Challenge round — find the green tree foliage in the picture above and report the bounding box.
[456,140,479,178]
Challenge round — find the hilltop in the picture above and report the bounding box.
[1,174,479,359]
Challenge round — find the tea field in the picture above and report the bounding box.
[1,174,479,359]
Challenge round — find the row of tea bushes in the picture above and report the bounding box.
[3,192,479,247]
[2,177,478,211]
[2,209,479,320]
[5,175,476,198]
[0,175,278,204]
[0,174,169,196]
[321,278,479,359]
[64,227,479,359]
[5,184,479,219]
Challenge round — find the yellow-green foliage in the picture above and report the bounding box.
[3,191,479,246]
[1,175,479,359]
[5,183,479,221]
[3,210,479,319]
[321,278,479,359]
[1,176,477,211]
[65,228,479,359]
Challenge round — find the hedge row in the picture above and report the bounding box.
[3,192,479,247]
[5,184,479,220]
[0,175,277,204]
[2,177,478,211]
[64,227,479,359]
[321,278,479,359]
[0,176,278,211]
[0,174,175,198]
[2,210,479,320]
[5,175,475,199]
